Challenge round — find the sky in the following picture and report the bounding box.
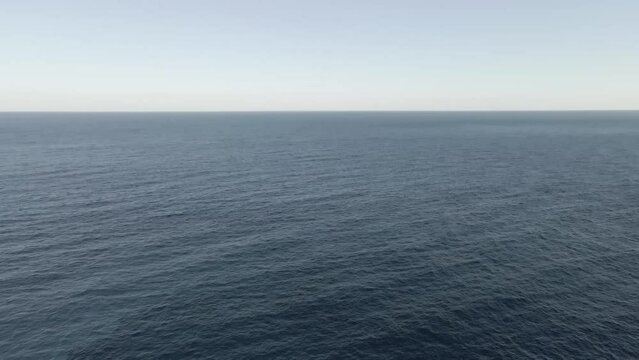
[1,0,638,111]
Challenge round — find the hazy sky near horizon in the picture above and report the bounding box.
[2,0,638,111]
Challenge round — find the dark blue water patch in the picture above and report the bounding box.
[1,112,638,359]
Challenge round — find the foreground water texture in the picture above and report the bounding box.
[1,112,638,359]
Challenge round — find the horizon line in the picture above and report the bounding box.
[1,109,638,114]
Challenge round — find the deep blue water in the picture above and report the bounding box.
[1,112,639,359]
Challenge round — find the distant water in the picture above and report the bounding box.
[1,112,639,359]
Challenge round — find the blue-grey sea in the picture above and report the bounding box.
[1,112,638,359]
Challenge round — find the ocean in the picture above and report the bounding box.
[1,111,638,359]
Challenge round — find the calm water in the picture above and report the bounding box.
[1,112,638,359]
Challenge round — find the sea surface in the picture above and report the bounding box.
[1,111,638,359]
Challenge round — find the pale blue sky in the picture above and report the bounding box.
[2,0,638,111]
